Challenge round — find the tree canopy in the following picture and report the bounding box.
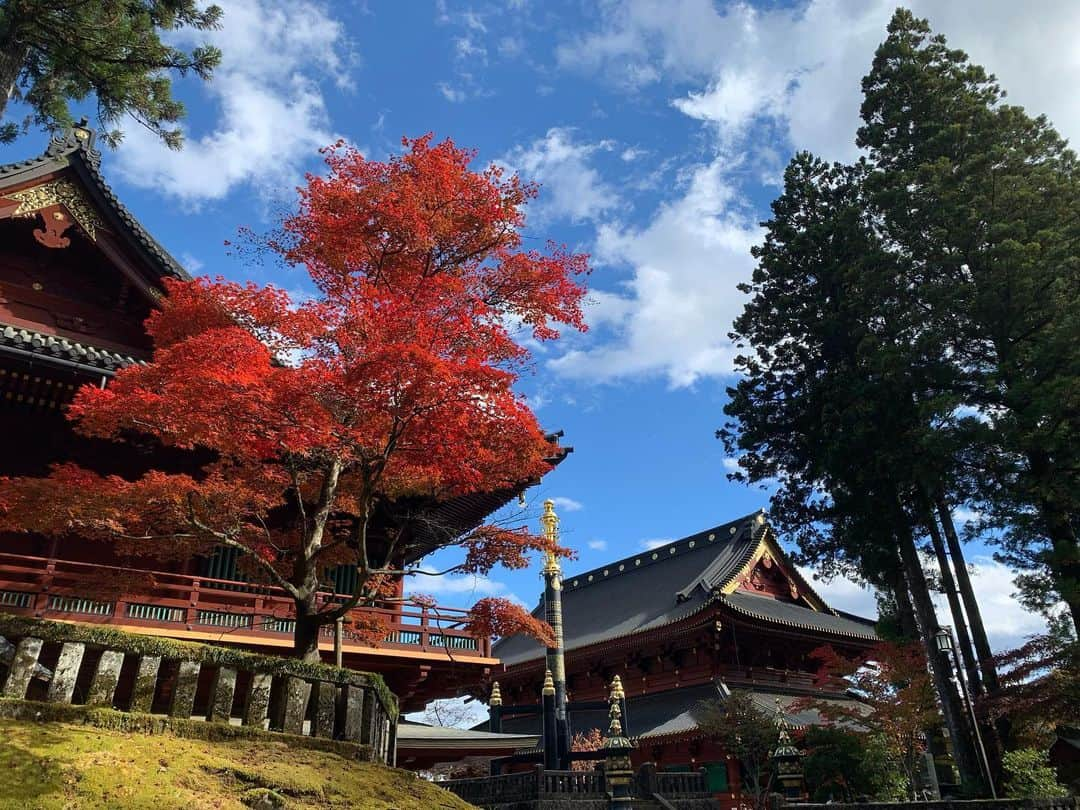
[0,0,222,147]
[0,134,589,661]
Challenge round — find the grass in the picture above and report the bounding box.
[0,718,475,810]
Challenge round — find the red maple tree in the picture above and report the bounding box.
[0,135,588,661]
[803,642,939,796]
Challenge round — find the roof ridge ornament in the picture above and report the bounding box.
[45,118,101,167]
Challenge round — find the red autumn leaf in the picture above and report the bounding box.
[0,134,588,661]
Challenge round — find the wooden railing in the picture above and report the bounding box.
[541,769,606,795]
[723,665,817,690]
[0,614,398,764]
[0,552,490,659]
[442,768,541,805]
[443,763,717,807]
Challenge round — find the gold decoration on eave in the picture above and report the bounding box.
[9,179,104,241]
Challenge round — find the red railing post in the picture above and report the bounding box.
[186,578,200,628]
[420,606,430,649]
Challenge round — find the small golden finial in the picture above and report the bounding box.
[542,669,556,696]
[610,675,625,701]
[489,681,502,707]
[607,695,623,736]
[541,498,562,575]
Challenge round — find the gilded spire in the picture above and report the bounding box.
[542,669,556,696]
[489,681,502,707]
[610,675,625,701]
[607,699,623,737]
[541,498,562,575]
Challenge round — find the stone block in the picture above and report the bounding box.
[86,649,124,707]
[46,642,85,704]
[360,689,376,745]
[207,666,237,723]
[244,671,273,728]
[1,637,43,699]
[281,676,310,736]
[311,680,337,738]
[129,656,161,713]
[169,660,201,718]
[339,684,365,742]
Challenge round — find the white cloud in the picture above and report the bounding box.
[437,82,467,102]
[587,539,608,551]
[550,496,584,512]
[639,538,672,550]
[800,556,1052,652]
[549,0,1080,387]
[112,0,351,204]
[560,0,1080,160]
[405,569,522,605]
[722,457,742,473]
[178,252,205,274]
[503,128,620,224]
[549,155,760,386]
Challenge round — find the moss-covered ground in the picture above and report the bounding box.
[0,718,474,810]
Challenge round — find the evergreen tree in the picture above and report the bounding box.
[858,9,1080,633]
[0,0,222,147]
[720,152,989,793]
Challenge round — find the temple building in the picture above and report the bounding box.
[0,124,565,711]
[485,509,879,806]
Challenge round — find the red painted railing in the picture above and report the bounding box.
[0,552,491,658]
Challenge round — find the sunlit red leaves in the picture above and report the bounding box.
[2,133,588,649]
[802,642,938,763]
[460,525,575,575]
[466,597,555,647]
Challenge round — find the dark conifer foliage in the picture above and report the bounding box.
[0,0,222,147]
[722,7,1080,791]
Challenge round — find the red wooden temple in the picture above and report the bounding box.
[485,509,878,806]
[0,123,565,712]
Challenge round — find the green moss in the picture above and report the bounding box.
[0,717,476,810]
[0,698,372,760]
[0,614,397,718]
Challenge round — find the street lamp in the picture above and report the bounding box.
[935,626,996,799]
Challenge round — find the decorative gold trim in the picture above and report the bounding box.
[541,498,562,575]
[719,527,829,612]
[8,179,103,241]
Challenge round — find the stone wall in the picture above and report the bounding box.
[0,614,398,765]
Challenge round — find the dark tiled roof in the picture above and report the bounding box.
[494,512,765,666]
[494,512,880,667]
[498,682,868,741]
[722,592,879,641]
[0,323,143,373]
[0,124,189,282]
[397,721,539,751]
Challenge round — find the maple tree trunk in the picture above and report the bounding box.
[894,513,987,795]
[294,597,324,664]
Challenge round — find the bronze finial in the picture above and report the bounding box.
[542,669,556,696]
[489,681,502,707]
[610,674,625,701]
[541,498,562,575]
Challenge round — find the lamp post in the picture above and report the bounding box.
[935,626,996,798]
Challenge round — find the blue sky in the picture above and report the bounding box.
[6,0,1078,653]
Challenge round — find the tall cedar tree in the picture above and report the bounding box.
[0,0,222,147]
[0,135,588,661]
[858,9,1080,632]
[720,151,988,792]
